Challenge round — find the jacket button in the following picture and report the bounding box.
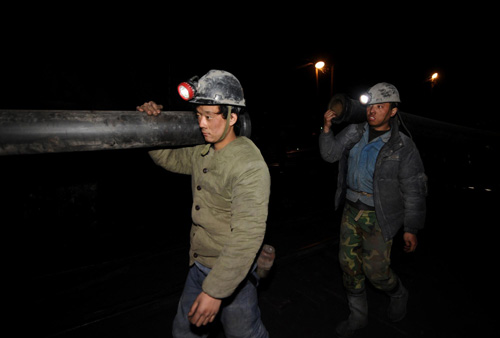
[203,168,208,173]
[193,253,198,258]
[195,205,200,210]
[197,185,201,190]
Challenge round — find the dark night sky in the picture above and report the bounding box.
[3,12,498,132]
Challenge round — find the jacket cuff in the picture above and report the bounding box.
[403,227,419,235]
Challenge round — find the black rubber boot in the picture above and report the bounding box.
[335,289,368,337]
[386,279,409,322]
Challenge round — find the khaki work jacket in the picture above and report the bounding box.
[149,136,271,298]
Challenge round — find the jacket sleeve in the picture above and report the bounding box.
[148,147,195,175]
[399,144,428,234]
[319,124,359,163]
[201,160,271,298]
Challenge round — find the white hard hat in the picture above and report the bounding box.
[360,82,400,105]
[178,70,246,107]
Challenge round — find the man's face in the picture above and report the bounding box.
[196,105,226,143]
[366,102,397,131]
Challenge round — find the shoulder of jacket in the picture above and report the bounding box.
[398,132,418,148]
[231,137,262,156]
[343,123,366,141]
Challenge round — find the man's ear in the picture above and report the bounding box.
[230,112,238,126]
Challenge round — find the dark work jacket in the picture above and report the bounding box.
[319,118,427,241]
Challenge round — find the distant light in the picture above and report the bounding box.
[315,61,325,69]
[430,73,439,88]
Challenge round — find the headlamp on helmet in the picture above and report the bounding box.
[359,82,400,105]
[177,76,199,101]
[359,93,371,105]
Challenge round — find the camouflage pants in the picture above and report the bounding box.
[339,203,397,292]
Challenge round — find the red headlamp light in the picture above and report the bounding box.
[177,82,196,101]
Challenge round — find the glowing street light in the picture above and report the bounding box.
[315,61,325,69]
[429,72,439,88]
[314,61,326,91]
[297,60,334,95]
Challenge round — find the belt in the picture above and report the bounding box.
[348,189,373,197]
[347,198,375,211]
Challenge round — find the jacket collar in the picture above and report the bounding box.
[357,116,404,150]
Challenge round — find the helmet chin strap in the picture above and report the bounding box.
[201,106,233,156]
[217,106,232,143]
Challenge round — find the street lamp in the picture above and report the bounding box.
[315,61,325,89]
[315,61,334,96]
[427,72,439,88]
[297,60,334,95]
[315,61,325,69]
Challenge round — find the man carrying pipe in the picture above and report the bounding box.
[137,70,271,338]
[320,83,427,337]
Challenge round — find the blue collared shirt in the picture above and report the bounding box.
[346,125,391,206]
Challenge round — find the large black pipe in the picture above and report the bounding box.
[0,110,252,155]
[327,93,367,124]
[327,93,499,147]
